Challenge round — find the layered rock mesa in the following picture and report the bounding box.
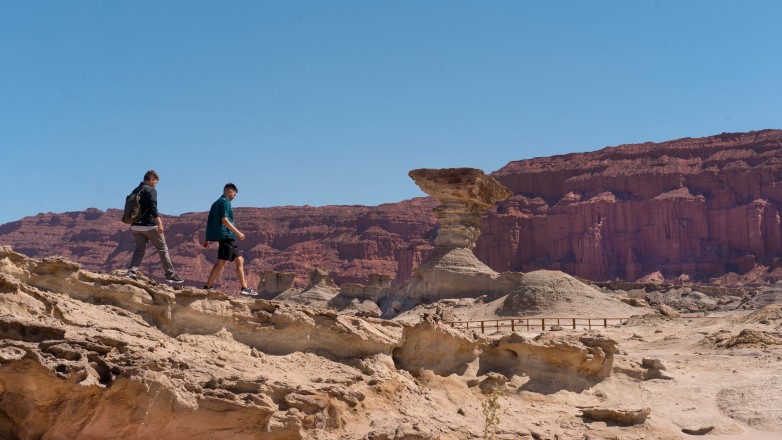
[480,129,782,283]
[2,129,782,285]
[0,199,439,289]
[404,168,522,300]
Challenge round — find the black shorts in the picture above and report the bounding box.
[217,239,243,262]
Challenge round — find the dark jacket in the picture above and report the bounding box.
[131,182,159,226]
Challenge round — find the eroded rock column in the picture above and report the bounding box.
[401,168,518,301]
[408,168,513,249]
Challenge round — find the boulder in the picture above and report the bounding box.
[579,407,651,426]
[659,304,680,318]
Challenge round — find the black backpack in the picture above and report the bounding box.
[122,185,148,224]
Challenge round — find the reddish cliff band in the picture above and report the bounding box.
[2,129,782,287]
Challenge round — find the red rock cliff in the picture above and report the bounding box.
[0,199,438,288]
[479,129,782,284]
[3,129,782,286]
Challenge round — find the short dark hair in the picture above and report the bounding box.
[224,183,238,192]
[144,170,159,182]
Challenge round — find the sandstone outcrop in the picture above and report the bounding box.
[0,247,629,439]
[579,407,651,426]
[407,168,512,249]
[327,273,391,317]
[480,332,619,394]
[258,270,296,297]
[5,247,782,439]
[273,268,340,307]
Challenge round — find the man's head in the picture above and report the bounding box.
[143,170,160,187]
[224,183,238,200]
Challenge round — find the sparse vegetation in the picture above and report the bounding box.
[482,387,505,440]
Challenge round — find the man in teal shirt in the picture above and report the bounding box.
[202,183,257,296]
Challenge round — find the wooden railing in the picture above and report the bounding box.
[447,317,631,333]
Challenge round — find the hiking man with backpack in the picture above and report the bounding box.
[124,170,184,283]
[202,182,257,296]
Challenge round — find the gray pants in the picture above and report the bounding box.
[128,228,176,277]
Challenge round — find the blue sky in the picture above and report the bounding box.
[1,1,780,224]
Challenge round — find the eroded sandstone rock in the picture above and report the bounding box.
[498,270,637,317]
[257,270,296,296]
[659,304,681,318]
[480,332,619,393]
[273,267,340,307]
[404,168,518,300]
[724,329,782,347]
[579,407,651,426]
[0,248,624,439]
[408,168,512,249]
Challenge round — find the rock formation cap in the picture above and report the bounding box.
[408,168,513,209]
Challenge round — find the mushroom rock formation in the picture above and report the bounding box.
[405,168,521,300]
[409,168,513,249]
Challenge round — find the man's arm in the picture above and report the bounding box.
[150,189,163,233]
[145,187,164,233]
[222,217,246,240]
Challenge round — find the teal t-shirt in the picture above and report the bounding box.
[205,195,235,241]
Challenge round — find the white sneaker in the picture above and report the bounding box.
[239,287,257,296]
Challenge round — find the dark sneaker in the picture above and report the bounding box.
[166,274,184,284]
[126,271,138,280]
[239,287,257,296]
[202,285,214,291]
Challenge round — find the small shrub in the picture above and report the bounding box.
[482,387,505,440]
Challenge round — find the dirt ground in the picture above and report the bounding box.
[393,300,782,439]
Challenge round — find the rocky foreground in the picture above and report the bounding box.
[2,247,782,439]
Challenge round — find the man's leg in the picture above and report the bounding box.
[234,256,248,289]
[206,260,227,288]
[146,229,176,278]
[128,230,149,272]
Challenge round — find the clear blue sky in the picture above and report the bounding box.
[1,1,780,224]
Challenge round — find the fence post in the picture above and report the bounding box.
[588,320,592,330]
[496,320,499,331]
[572,318,576,330]
[541,318,545,330]
[511,320,515,332]
[604,318,607,328]
[481,321,485,334]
